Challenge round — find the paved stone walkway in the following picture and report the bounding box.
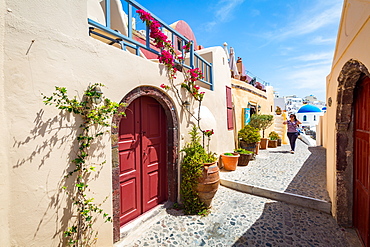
[220,140,330,202]
[123,186,352,246]
[117,140,361,247]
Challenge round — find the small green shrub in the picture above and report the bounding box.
[180,125,210,215]
[234,148,253,154]
[238,125,261,144]
[248,114,274,138]
[269,131,279,140]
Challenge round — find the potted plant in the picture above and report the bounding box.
[234,148,254,166]
[181,126,219,213]
[268,131,279,148]
[221,152,240,171]
[238,125,261,155]
[249,114,274,149]
[277,137,282,146]
[275,106,282,115]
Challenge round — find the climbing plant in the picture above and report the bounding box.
[137,10,218,215]
[42,83,126,246]
[137,9,205,131]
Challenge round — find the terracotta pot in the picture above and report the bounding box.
[196,162,220,207]
[268,140,278,148]
[240,141,257,153]
[277,139,282,146]
[221,153,240,171]
[256,141,260,154]
[260,138,268,149]
[237,153,253,166]
[239,141,257,160]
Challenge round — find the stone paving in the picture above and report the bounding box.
[220,140,330,202]
[125,186,352,246]
[120,140,360,246]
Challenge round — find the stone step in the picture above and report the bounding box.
[220,179,331,214]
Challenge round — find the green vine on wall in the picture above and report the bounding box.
[42,83,126,246]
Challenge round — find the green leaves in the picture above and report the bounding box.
[248,114,274,138]
[42,83,122,246]
[180,125,209,215]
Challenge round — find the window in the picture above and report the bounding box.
[314,115,316,121]
[303,115,307,121]
[177,39,182,51]
[226,86,233,130]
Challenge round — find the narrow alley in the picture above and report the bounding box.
[116,140,361,247]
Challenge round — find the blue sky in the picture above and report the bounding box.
[134,0,343,101]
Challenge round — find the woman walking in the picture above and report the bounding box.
[283,114,302,154]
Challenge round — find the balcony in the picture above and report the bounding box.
[87,0,213,90]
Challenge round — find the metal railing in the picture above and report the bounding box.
[88,0,213,90]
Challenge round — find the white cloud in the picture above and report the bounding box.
[250,9,260,17]
[292,60,332,69]
[285,65,331,91]
[215,0,245,21]
[310,36,337,45]
[204,21,217,32]
[204,0,245,31]
[291,52,333,62]
[267,1,342,41]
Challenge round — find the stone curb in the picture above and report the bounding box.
[220,178,332,214]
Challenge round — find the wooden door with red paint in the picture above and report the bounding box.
[118,96,167,226]
[354,76,370,246]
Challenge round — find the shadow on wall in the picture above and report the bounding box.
[12,108,108,245]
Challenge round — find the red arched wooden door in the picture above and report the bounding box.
[354,76,370,246]
[118,96,168,226]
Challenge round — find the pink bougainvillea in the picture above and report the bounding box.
[204,129,214,137]
[160,84,170,90]
[136,9,204,101]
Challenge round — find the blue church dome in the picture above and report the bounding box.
[297,104,322,113]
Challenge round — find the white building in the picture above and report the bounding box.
[297,105,324,131]
[273,95,303,114]
[285,96,303,114]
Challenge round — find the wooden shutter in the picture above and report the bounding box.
[226,86,233,130]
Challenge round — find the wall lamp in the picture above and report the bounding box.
[92,86,103,104]
[183,101,190,111]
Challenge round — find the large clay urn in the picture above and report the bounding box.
[196,162,220,208]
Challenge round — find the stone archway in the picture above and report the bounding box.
[335,59,370,226]
[111,86,179,242]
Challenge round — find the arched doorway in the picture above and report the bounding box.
[118,96,168,225]
[354,76,370,246]
[111,86,179,242]
[335,59,370,245]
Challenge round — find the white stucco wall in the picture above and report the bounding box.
[1,1,235,246]
[0,1,10,246]
[325,0,370,218]
[186,46,235,154]
[297,112,324,130]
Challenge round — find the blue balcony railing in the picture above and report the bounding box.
[88,0,213,90]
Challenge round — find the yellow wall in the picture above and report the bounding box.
[325,0,370,217]
[231,79,275,139]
